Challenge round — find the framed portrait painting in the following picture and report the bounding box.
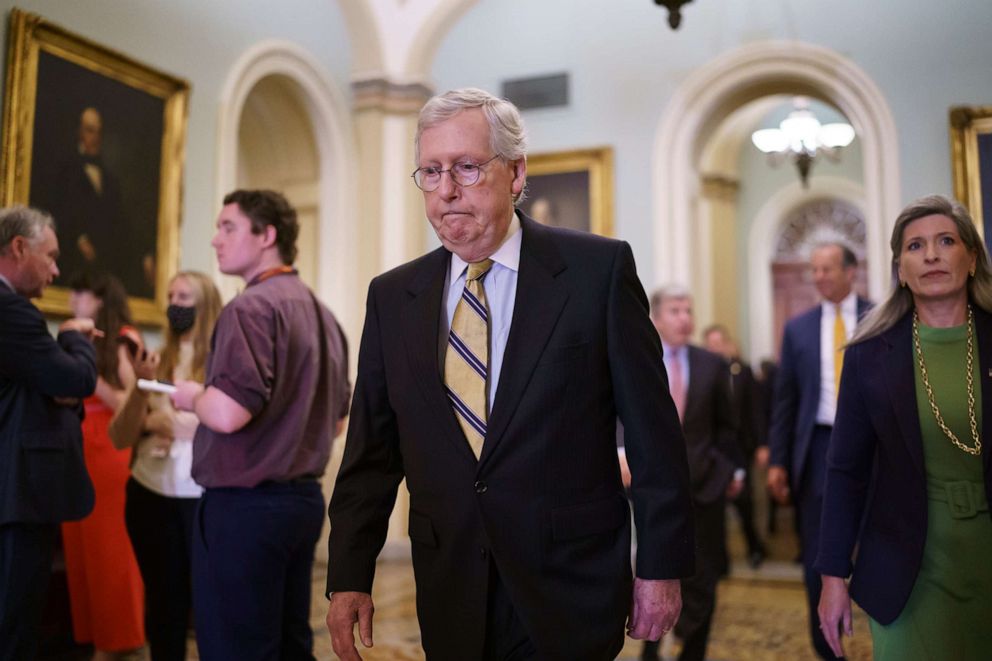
[1,8,189,324]
[519,147,614,237]
[950,106,992,255]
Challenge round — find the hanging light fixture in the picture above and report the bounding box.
[751,97,856,188]
[654,0,693,29]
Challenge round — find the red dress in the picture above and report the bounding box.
[61,394,145,649]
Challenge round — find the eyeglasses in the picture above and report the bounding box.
[411,155,500,192]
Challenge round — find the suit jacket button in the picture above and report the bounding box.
[474,480,488,494]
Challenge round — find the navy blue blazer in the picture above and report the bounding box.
[768,297,872,488]
[815,308,992,624]
[0,281,97,525]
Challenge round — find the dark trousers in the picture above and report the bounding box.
[125,478,198,661]
[192,481,324,661]
[0,522,58,661]
[798,425,840,660]
[643,496,725,661]
[483,560,537,661]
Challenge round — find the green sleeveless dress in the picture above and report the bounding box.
[868,321,992,660]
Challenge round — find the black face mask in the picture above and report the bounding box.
[166,304,196,334]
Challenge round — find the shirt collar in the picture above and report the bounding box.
[822,290,858,315]
[449,211,522,282]
[0,273,13,293]
[661,340,686,359]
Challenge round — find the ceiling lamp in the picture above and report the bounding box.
[751,97,856,188]
[654,0,693,29]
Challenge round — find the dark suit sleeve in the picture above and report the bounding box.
[326,281,404,596]
[607,242,694,579]
[768,324,799,470]
[0,296,96,398]
[814,343,876,578]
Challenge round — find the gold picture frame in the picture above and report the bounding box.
[520,147,614,237]
[1,8,189,325]
[950,105,992,246]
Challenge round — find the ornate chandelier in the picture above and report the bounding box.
[751,97,856,188]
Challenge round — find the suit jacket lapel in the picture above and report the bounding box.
[480,216,568,467]
[402,247,478,463]
[881,314,926,478]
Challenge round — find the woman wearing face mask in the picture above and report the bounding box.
[62,273,147,661]
[110,271,222,661]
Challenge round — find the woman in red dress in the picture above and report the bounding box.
[62,273,145,659]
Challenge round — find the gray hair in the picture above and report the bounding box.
[415,88,528,167]
[0,205,55,256]
[650,284,692,318]
[852,194,992,343]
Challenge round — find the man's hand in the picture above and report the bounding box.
[170,380,204,412]
[755,445,770,469]
[627,578,681,641]
[818,575,853,658]
[59,317,102,340]
[726,476,745,500]
[766,465,791,505]
[327,591,375,660]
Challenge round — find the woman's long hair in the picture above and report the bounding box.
[69,273,133,388]
[157,271,223,383]
[852,194,992,344]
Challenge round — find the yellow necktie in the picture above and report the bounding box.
[834,304,846,395]
[445,259,493,459]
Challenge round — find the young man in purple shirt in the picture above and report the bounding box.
[172,190,350,660]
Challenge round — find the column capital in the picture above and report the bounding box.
[352,77,434,114]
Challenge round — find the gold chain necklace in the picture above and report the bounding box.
[912,305,982,456]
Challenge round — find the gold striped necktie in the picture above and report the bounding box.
[445,259,493,459]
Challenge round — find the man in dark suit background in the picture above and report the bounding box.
[638,286,742,661]
[325,88,694,661]
[767,242,871,659]
[0,206,98,660]
[702,323,768,569]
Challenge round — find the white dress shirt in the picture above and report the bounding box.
[816,290,858,425]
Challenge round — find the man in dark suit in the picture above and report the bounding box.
[325,88,694,661]
[767,242,871,659]
[0,206,98,660]
[638,287,742,661]
[702,324,768,568]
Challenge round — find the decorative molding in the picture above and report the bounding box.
[773,199,866,262]
[352,77,434,114]
[700,174,740,202]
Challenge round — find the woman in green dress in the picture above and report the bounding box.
[816,194,992,660]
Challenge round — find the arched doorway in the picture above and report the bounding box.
[237,74,320,287]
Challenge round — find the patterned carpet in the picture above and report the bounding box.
[181,502,875,660]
